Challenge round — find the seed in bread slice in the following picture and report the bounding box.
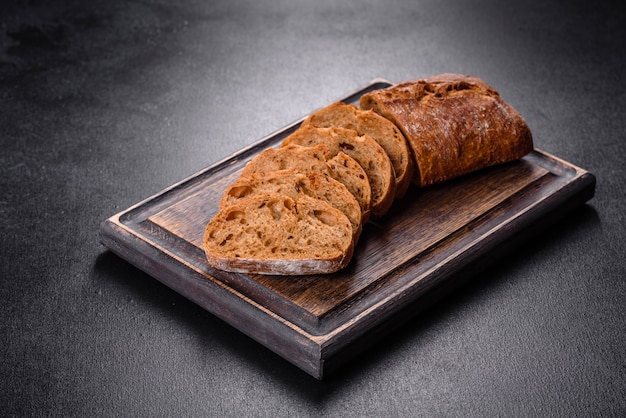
[241,143,372,222]
[282,125,396,218]
[302,101,414,199]
[219,169,363,241]
[204,193,354,275]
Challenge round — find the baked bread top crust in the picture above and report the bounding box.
[360,73,533,187]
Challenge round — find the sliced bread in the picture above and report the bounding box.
[219,169,363,240]
[241,143,372,222]
[204,193,354,275]
[302,101,414,198]
[282,125,396,218]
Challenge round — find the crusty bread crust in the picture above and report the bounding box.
[282,125,396,218]
[302,101,414,199]
[204,193,354,275]
[360,73,534,187]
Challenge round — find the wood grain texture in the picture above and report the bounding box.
[100,80,596,379]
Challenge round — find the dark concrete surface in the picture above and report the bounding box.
[1,0,624,416]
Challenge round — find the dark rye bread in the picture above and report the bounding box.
[219,169,363,240]
[241,143,372,222]
[282,125,396,218]
[302,101,414,199]
[204,193,354,275]
[360,73,534,187]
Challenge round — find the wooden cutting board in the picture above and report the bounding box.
[99,79,596,379]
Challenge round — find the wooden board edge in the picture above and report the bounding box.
[98,158,596,381]
[316,167,596,378]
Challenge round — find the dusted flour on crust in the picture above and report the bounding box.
[360,73,533,187]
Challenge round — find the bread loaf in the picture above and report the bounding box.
[302,101,414,198]
[241,143,372,222]
[219,169,363,240]
[203,193,354,275]
[360,73,533,187]
[204,73,535,276]
[282,125,396,218]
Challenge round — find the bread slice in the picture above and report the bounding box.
[241,143,372,222]
[360,73,534,187]
[204,193,354,275]
[219,169,363,240]
[282,125,396,218]
[302,101,414,199]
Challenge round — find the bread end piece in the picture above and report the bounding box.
[360,73,534,187]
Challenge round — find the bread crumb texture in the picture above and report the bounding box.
[204,193,354,275]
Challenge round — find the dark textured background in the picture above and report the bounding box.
[1,0,624,416]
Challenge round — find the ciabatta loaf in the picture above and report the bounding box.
[204,193,354,275]
[204,73,536,276]
[219,169,363,240]
[302,102,414,198]
[282,125,395,218]
[360,73,534,187]
[241,143,372,222]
